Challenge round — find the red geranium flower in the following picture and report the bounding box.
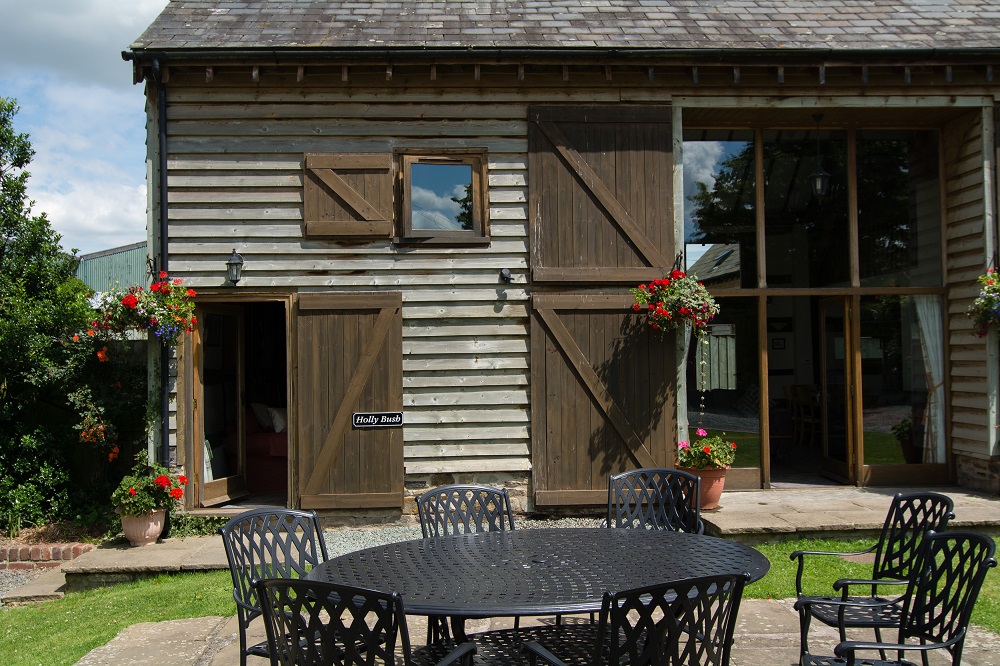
[121,293,139,309]
[186,288,197,297]
[154,475,170,489]
[159,270,168,279]
[703,446,712,454]
[129,487,137,496]
[178,475,189,485]
[170,487,183,500]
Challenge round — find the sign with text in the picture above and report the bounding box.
[352,412,404,429]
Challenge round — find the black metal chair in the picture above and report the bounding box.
[606,468,705,534]
[255,578,478,666]
[219,508,330,666]
[790,491,954,658]
[513,573,747,666]
[797,530,996,666]
[417,484,516,538]
[416,484,517,644]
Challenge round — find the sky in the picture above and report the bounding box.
[0,0,168,256]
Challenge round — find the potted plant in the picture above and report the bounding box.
[967,268,1000,338]
[677,428,737,510]
[630,269,720,337]
[891,417,923,465]
[111,452,188,546]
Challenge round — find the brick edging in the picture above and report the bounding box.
[0,543,95,570]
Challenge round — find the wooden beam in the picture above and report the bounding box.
[691,66,699,84]
[517,64,525,81]
[647,66,655,82]
[296,66,304,82]
[205,67,213,83]
[251,66,259,83]
[474,64,481,80]
[562,65,569,82]
[341,65,349,82]
[776,66,784,84]
[604,65,612,81]
[862,65,869,84]
[733,66,740,84]
[430,64,437,81]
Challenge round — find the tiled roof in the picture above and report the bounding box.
[130,1,1000,54]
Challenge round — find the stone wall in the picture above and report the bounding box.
[955,453,1000,495]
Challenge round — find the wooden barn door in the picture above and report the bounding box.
[295,292,403,509]
[528,106,676,506]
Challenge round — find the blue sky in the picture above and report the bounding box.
[0,0,168,255]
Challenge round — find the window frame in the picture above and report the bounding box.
[397,149,490,245]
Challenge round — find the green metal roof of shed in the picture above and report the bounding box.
[129,1,1000,56]
[75,242,149,293]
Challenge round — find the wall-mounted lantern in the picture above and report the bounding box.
[226,249,244,285]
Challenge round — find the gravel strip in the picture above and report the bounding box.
[0,568,47,607]
[322,516,603,557]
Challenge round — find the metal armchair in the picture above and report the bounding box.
[416,484,517,644]
[519,574,748,666]
[219,508,329,666]
[790,491,954,658]
[256,578,477,666]
[607,468,704,533]
[797,530,996,666]
[416,484,516,537]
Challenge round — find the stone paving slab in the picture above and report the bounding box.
[72,600,1000,666]
[0,567,66,604]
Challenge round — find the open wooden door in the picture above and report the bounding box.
[194,305,248,506]
[295,292,403,509]
[528,106,677,506]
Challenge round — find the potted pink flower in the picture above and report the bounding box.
[677,428,737,510]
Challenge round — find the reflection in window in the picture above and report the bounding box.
[685,297,760,468]
[410,163,473,231]
[859,295,944,465]
[857,131,941,287]
[400,151,487,242]
[683,130,755,287]
[763,129,850,288]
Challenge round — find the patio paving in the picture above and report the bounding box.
[4,485,999,663]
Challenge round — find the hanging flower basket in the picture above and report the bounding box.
[967,268,1000,338]
[90,271,197,346]
[630,269,720,337]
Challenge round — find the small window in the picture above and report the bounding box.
[399,150,489,244]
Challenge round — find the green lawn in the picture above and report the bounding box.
[2,537,997,665]
[689,429,914,468]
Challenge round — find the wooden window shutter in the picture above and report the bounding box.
[304,153,393,238]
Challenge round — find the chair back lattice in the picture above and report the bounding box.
[607,468,702,533]
[219,508,329,623]
[897,530,996,663]
[256,578,409,666]
[596,574,747,666]
[870,492,955,582]
[417,484,516,537]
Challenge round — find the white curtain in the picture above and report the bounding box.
[913,295,945,463]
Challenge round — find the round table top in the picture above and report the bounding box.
[309,527,770,617]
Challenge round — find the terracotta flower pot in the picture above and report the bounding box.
[680,467,727,511]
[121,509,166,547]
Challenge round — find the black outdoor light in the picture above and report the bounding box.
[226,249,244,285]
[808,113,831,200]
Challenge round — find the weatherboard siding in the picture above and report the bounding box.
[162,76,535,474]
[943,109,991,460]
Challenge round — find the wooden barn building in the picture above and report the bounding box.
[124,0,1000,517]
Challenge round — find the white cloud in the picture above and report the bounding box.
[0,0,166,254]
[411,185,463,231]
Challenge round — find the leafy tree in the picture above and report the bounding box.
[0,98,142,533]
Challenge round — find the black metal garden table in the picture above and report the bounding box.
[308,527,770,621]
